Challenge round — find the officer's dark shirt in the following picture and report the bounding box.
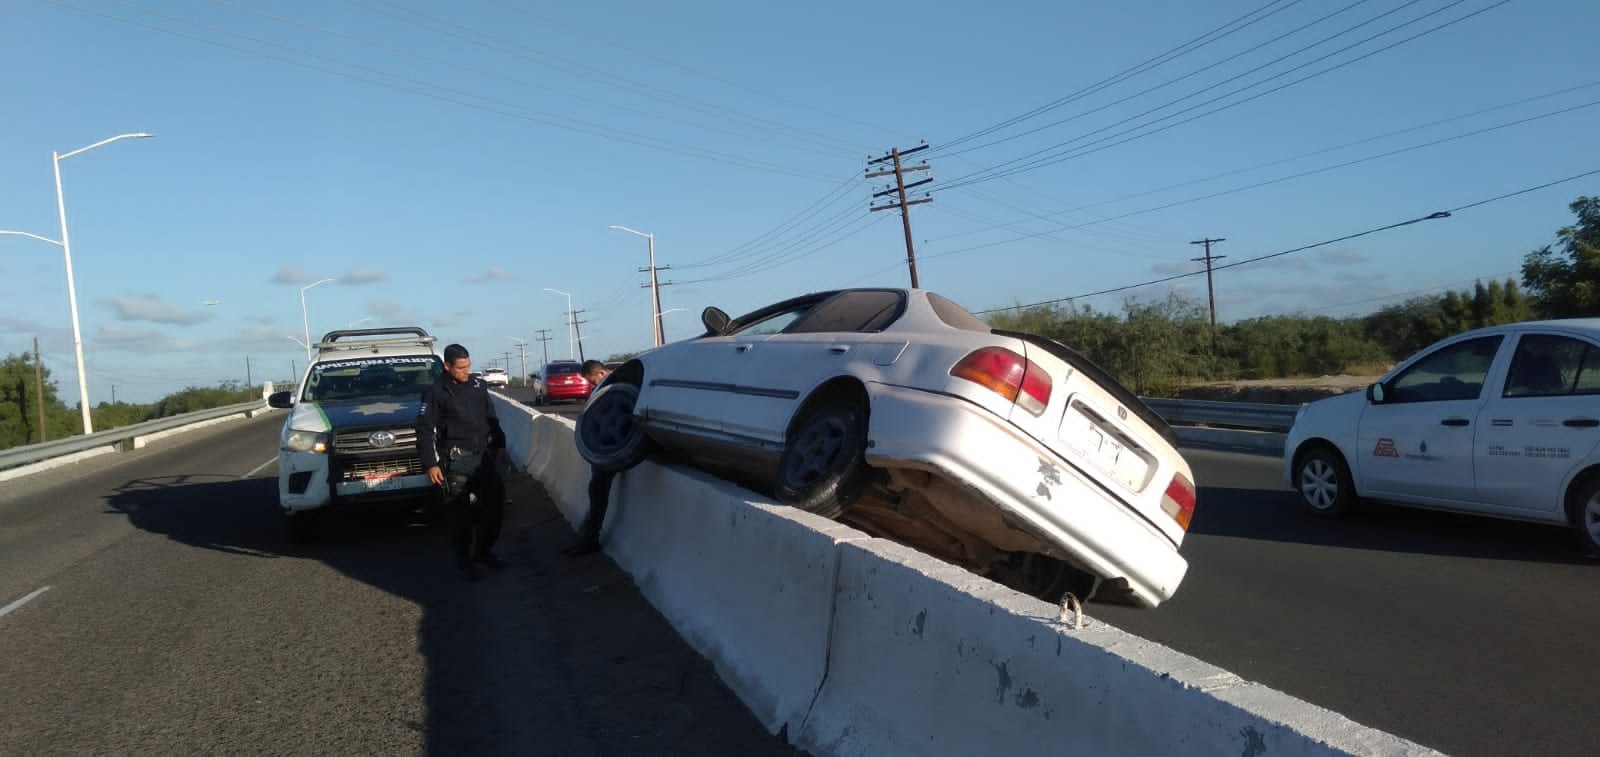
[417,374,506,469]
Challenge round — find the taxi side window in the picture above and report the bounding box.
[1389,336,1502,403]
[1505,334,1590,397]
[1579,348,1600,395]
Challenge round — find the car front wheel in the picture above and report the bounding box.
[1569,477,1600,555]
[575,381,650,473]
[1296,445,1356,516]
[774,396,872,519]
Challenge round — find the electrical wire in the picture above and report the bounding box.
[972,167,1600,315]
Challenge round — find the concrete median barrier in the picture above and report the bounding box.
[494,398,1437,756]
[796,538,1436,756]
[605,462,868,739]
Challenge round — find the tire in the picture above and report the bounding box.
[575,381,650,473]
[1568,476,1600,556]
[287,508,322,543]
[773,396,872,519]
[1295,445,1356,516]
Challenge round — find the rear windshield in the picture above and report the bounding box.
[546,363,582,375]
[303,355,442,402]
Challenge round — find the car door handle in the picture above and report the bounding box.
[1440,418,1470,427]
[735,344,752,353]
[828,345,850,354]
[1564,417,1600,428]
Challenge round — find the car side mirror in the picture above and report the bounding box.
[268,390,295,409]
[702,306,732,335]
[1366,382,1386,404]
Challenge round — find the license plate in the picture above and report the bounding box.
[1058,402,1151,492]
[361,476,406,492]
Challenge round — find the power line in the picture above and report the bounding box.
[973,167,1600,315]
[937,0,1306,152]
[939,0,1505,193]
[938,0,1372,159]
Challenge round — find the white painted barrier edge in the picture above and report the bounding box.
[490,397,1440,756]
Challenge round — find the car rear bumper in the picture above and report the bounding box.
[545,384,591,400]
[862,383,1189,608]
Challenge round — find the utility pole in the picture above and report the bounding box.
[514,340,528,386]
[640,261,672,349]
[867,142,933,288]
[33,337,47,443]
[245,356,252,387]
[1189,237,1227,349]
[111,385,116,404]
[535,329,552,367]
[570,310,588,363]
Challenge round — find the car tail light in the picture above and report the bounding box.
[1161,472,1196,531]
[950,347,1052,415]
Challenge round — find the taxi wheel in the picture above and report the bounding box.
[575,381,651,473]
[774,396,871,519]
[1296,445,1355,517]
[1569,477,1600,556]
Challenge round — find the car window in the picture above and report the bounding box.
[926,292,992,332]
[786,290,905,334]
[1577,347,1600,395]
[304,356,442,402]
[733,306,812,336]
[1504,334,1588,397]
[546,363,582,375]
[1388,335,1503,403]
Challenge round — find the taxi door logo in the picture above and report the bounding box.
[1373,438,1399,458]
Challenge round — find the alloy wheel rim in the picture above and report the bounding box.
[1301,459,1338,510]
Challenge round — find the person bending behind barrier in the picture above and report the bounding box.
[565,359,615,556]
[418,343,509,581]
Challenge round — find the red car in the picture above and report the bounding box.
[537,360,592,404]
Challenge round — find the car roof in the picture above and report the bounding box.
[1454,318,1600,339]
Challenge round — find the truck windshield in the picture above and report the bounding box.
[302,356,444,402]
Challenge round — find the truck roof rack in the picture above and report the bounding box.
[314,326,436,356]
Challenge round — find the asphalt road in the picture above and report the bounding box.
[0,412,796,756]
[1094,446,1598,757]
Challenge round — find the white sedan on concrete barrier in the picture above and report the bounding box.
[575,288,1197,608]
[1285,318,1600,553]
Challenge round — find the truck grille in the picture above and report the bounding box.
[338,457,424,482]
[334,427,419,452]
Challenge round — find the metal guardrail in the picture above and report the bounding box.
[1140,398,1301,433]
[0,395,1300,476]
[0,400,271,473]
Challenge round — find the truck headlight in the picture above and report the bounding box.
[285,430,331,454]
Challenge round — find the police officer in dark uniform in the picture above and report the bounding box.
[417,343,508,581]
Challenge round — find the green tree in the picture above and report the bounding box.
[0,353,79,448]
[1523,196,1600,318]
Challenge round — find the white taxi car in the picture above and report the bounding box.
[576,288,1197,607]
[482,368,510,388]
[1285,319,1600,553]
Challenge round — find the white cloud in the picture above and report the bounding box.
[467,267,516,284]
[1318,248,1368,265]
[271,265,314,285]
[341,267,387,285]
[103,294,208,325]
[95,323,204,352]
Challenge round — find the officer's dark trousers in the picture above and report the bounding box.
[579,466,617,545]
[444,452,505,564]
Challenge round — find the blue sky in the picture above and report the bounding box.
[2,0,1596,404]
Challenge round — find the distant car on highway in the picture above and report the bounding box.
[574,287,1196,608]
[1285,318,1600,554]
[482,368,510,388]
[538,360,591,404]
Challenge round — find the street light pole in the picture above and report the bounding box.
[609,225,666,348]
[51,132,152,434]
[544,287,574,360]
[300,278,336,363]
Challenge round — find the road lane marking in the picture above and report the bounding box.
[0,586,50,620]
[242,456,279,479]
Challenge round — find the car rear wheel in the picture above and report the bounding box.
[575,381,650,473]
[1568,476,1600,555]
[1296,445,1356,516]
[774,396,872,519]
